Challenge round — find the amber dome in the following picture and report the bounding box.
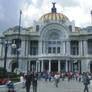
[39,13,69,22]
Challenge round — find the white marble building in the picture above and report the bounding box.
[0,3,92,73]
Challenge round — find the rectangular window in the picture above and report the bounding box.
[30,40,38,55]
[36,25,39,32]
[70,41,79,55]
[57,41,61,44]
[48,41,51,44]
[69,25,72,31]
[53,47,56,53]
[57,47,60,53]
[48,47,51,53]
[88,39,92,54]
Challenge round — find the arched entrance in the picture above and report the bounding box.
[11,62,18,72]
[90,62,92,73]
[51,60,58,72]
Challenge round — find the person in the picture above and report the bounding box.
[20,75,25,88]
[2,77,7,85]
[83,73,90,92]
[68,72,71,81]
[25,72,31,92]
[48,73,52,82]
[6,81,15,92]
[32,73,37,92]
[44,72,48,82]
[54,73,60,87]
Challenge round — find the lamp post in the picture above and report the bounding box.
[4,41,8,75]
[17,10,22,69]
[3,40,12,76]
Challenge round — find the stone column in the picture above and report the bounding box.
[83,40,88,56]
[36,61,37,72]
[7,41,12,57]
[63,41,66,55]
[20,40,25,56]
[38,61,41,72]
[28,61,30,71]
[38,40,42,55]
[41,60,43,72]
[79,40,82,56]
[43,41,45,54]
[66,60,68,72]
[28,40,30,55]
[49,60,51,72]
[1,44,3,57]
[58,60,61,72]
[26,40,29,56]
[0,44,2,56]
[66,41,70,56]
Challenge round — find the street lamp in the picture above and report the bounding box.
[3,40,12,76]
[4,41,8,75]
[16,10,22,69]
[11,43,21,72]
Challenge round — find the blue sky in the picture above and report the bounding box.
[0,0,92,34]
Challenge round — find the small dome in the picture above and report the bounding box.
[39,13,69,22]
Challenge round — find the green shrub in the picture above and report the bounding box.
[6,72,17,78]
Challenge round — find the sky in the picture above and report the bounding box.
[0,0,92,34]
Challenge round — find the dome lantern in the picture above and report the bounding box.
[51,2,57,13]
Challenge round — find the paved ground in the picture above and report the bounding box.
[0,78,92,92]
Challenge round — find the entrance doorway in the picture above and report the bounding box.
[51,60,58,72]
[11,62,17,72]
[30,61,36,72]
[44,60,49,72]
[90,63,92,73]
[61,62,65,72]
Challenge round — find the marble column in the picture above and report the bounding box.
[41,60,43,72]
[21,40,25,56]
[38,40,42,55]
[83,40,88,56]
[44,41,45,54]
[7,40,12,57]
[66,41,70,55]
[79,40,82,56]
[63,41,66,55]
[36,61,38,72]
[26,40,29,56]
[28,61,30,71]
[1,44,3,57]
[66,60,68,72]
[58,60,61,72]
[49,60,51,72]
[28,40,30,55]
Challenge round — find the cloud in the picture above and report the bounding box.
[0,0,26,32]
[0,0,92,34]
[55,0,79,7]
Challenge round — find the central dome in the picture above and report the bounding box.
[39,13,69,22]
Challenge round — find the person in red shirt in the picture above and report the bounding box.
[68,72,71,81]
[2,77,7,84]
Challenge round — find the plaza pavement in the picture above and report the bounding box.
[0,78,92,92]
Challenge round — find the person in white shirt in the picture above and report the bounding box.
[20,75,25,88]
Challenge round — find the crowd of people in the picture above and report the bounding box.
[19,71,92,92]
[1,71,92,92]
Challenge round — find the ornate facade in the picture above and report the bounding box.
[0,3,92,73]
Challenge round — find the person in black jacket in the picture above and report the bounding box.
[32,73,37,92]
[25,72,31,92]
[83,73,90,92]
